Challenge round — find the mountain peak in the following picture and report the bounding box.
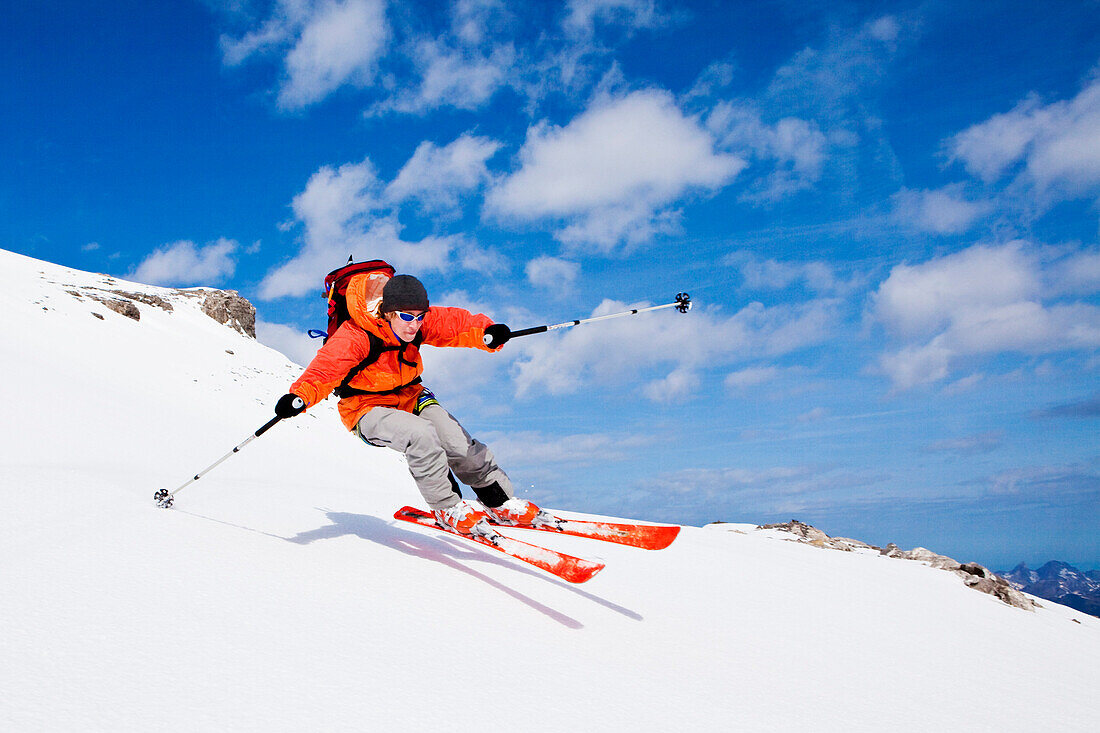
[999,559,1100,618]
[1036,560,1076,577]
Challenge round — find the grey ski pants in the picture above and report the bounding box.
[355,404,514,511]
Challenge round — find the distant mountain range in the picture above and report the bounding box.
[998,561,1100,618]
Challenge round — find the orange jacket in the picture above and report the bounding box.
[290,306,496,430]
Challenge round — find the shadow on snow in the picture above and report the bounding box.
[178,507,642,628]
[290,511,643,628]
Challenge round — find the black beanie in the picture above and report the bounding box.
[381,274,429,313]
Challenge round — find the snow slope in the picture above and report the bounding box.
[2,248,1098,732]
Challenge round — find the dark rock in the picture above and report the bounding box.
[959,563,993,579]
[201,290,256,338]
[103,298,141,321]
[109,290,173,312]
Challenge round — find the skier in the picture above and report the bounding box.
[273,274,542,536]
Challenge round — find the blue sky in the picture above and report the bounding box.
[4,0,1099,570]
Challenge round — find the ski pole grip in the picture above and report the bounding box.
[509,325,549,339]
[254,414,284,437]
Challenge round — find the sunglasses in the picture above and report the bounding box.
[394,311,426,323]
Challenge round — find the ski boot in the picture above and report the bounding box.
[484,498,561,529]
[434,500,494,537]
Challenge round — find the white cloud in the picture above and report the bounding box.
[259,155,486,300]
[866,16,900,43]
[743,299,841,356]
[766,15,902,119]
[130,238,239,287]
[642,367,699,403]
[872,242,1040,338]
[949,74,1100,199]
[259,159,383,299]
[877,340,953,390]
[280,0,389,109]
[484,428,651,467]
[640,464,825,503]
[220,2,302,67]
[1049,248,1100,295]
[796,406,829,423]
[457,244,509,275]
[949,95,1051,183]
[418,339,502,401]
[255,319,321,367]
[737,14,906,204]
[486,89,745,251]
[370,38,514,116]
[279,0,387,110]
[683,58,737,101]
[385,134,501,211]
[562,0,666,39]
[451,0,510,46]
[218,0,679,118]
[525,256,580,292]
[891,185,990,235]
[871,241,1100,389]
[220,0,389,110]
[707,103,828,202]
[294,158,385,242]
[726,251,849,294]
[725,366,780,390]
[510,297,839,399]
[371,0,519,116]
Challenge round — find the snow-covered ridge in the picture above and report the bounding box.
[754,519,1034,610]
[15,247,257,337]
[2,248,1098,732]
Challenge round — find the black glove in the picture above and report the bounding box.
[483,323,512,349]
[275,393,306,418]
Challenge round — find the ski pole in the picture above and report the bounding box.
[152,404,299,508]
[484,292,691,347]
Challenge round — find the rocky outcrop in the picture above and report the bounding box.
[957,563,1035,610]
[759,521,1035,611]
[67,283,256,338]
[112,290,174,312]
[881,544,961,571]
[101,298,142,321]
[879,544,1034,610]
[71,289,152,321]
[200,290,256,338]
[759,520,879,552]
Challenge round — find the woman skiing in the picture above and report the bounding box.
[273,274,541,536]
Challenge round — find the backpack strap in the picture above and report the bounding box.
[337,376,423,399]
[333,330,426,399]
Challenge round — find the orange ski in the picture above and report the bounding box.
[491,514,680,550]
[394,507,605,584]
